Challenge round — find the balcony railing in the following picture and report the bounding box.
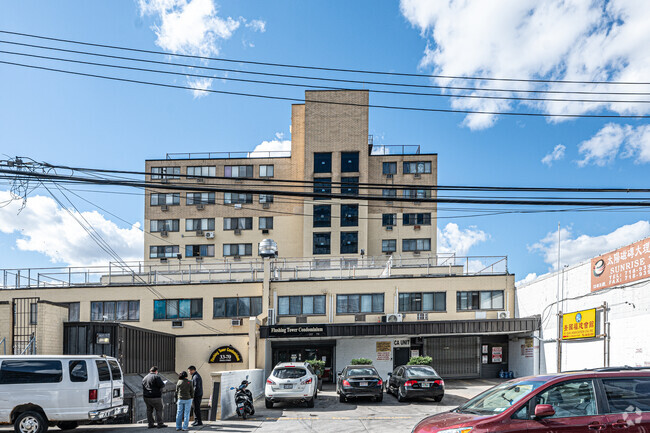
[166,150,291,160]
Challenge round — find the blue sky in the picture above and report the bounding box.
[1,0,650,282]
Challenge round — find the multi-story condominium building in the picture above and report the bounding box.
[144,90,437,262]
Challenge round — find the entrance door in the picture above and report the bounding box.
[271,341,336,382]
[393,347,410,369]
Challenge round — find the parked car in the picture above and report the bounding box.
[387,365,444,402]
[337,365,383,403]
[265,362,318,408]
[412,367,650,433]
[0,355,128,433]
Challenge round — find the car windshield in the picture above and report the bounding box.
[406,366,438,378]
[273,367,307,379]
[348,368,377,376]
[457,380,545,415]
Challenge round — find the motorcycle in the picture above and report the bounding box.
[230,378,255,419]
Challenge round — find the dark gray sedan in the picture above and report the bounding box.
[387,365,444,402]
[336,365,384,402]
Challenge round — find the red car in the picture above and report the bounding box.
[412,367,650,433]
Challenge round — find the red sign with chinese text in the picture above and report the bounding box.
[591,237,650,291]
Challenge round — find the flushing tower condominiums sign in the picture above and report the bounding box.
[268,325,327,337]
[209,346,243,363]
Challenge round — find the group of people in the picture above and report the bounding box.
[142,365,204,431]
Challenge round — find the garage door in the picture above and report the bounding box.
[424,336,480,378]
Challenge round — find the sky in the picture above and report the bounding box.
[1,0,650,283]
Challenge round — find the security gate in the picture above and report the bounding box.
[12,297,38,354]
[424,336,480,378]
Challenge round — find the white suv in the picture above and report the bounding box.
[265,362,318,408]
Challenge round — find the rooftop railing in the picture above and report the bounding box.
[369,144,421,155]
[166,151,291,160]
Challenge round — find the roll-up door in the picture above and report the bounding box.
[424,336,480,378]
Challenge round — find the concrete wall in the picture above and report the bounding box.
[36,302,68,355]
[216,368,264,420]
[507,331,539,378]
[336,336,402,380]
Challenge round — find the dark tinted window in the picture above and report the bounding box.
[313,233,331,254]
[340,232,358,254]
[341,204,358,227]
[95,360,111,382]
[313,205,331,228]
[69,360,87,382]
[341,152,359,172]
[108,360,122,380]
[347,368,378,376]
[313,178,331,200]
[603,378,650,412]
[383,162,397,175]
[341,177,359,196]
[382,214,396,226]
[274,367,307,379]
[406,366,438,377]
[314,153,331,173]
[0,360,62,384]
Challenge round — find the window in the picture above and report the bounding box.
[313,178,331,200]
[224,193,253,204]
[150,193,180,206]
[29,303,37,325]
[341,151,359,172]
[151,166,180,179]
[259,217,273,230]
[108,360,122,380]
[534,380,596,418]
[603,378,650,413]
[382,214,396,226]
[314,152,331,173]
[154,299,203,320]
[68,303,80,322]
[223,243,253,256]
[224,165,253,178]
[403,161,432,174]
[186,218,215,231]
[224,217,252,230]
[382,239,396,253]
[186,192,215,205]
[403,213,432,225]
[95,360,111,382]
[341,177,359,196]
[0,360,62,384]
[456,291,504,310]
[185,244,215,258]
[340,232,358,254]
[259,165,274,177]
[69,360,87,382]
[214,297,263,317]
[149,245,179,258]
[336,294,384,314]
[278,295,326,316]
[403,189,431,199]
[187,166,215,178]
[313,205,331,228]
[313,233,331,255]
[341,204,358,227]
[91,301,140,321]
[402,238,431,252]
[259,194,274,204]
[151,219,180,232]
[383,162,397,175]
[399,293,446,312]
[382,188,397,199]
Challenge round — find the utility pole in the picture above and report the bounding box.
[556,223,562,373]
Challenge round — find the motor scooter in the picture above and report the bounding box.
[230,378,254,419]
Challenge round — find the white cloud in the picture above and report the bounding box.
[249,135,291,158]
[541,144,566,166]
[437,222,488,256]
[516,273,539,287]
[246,19,266,33]
[623,124,650,163]
[529,221,650,270]
[400,0,650,129]
[186,76,213,98]
[577,123,650,166]
[0,191,143,267]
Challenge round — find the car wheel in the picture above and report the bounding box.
[433,395,443,402]
[397,387,406,402]
[306,398,315,408]
[375,393,383,403]
[265,398,274,409]
[339,393,346,403]
[314,389,318,399]
[56,422,78,431]
[15,411,48,433]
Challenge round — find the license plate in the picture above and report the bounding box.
[238,403,244,407]
[421,383,430,388]
[360,381,368,387]
[283,384,293,389]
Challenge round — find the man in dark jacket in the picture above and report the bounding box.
[143,366,167,428]
[188,366,203,426]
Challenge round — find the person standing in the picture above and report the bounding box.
[142,366,167,429]
[175,371,194,431]
[188,366,203,426]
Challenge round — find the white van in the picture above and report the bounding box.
[0,355,128,433]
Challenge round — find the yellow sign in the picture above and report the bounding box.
[562,309,597,340]
[376,341,391,352]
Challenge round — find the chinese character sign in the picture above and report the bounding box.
[591,237,650,291]
[562,309,597,340]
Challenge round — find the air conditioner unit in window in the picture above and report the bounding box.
[414,173,421,178]
[263,203,270,209]
[386,174,393,179]
[196,230,204,236]
[413,251,420,255]
[354,314,366,322]
[386,226,393,231]
[498,311,511,319]
[234,204,242,209]
[233,255,241,261]
[160,230,168,237]
[171,320,183,328]
[267,308,275,326]
[295,316,307,324]
[414,225,421,230]
[160,258,168,263]
[234,228,242,235]
[262,229,269,234]
[161,205,168,211]
[205,231,215,239]
[417,312,429,321]
[383,313,403,323]
[196,204,205,210]
[195,257,203,262]
[231,318,242,326]
[196,178,204,183]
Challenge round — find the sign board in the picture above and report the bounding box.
[562,309,597,340]
[209,346,243,363]
[376,341,391,352]
[410,349,420,358]
[268,325,327,338]
[492,346,503,363]
[377,351,390,361]
[482,355,488,364]
[393,338,410,347]
[591,236,650,291]
[482,344,488,354]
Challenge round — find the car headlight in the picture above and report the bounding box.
[437,428,473,433]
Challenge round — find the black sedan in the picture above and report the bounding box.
[387,365,444,402]
[336,365,383,402]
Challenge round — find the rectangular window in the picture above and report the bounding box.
[259,194,274,204]
[149,245,179,258]
[224,165,253,178]
[399,293,446,312]
[185,218,215,231]
[153,299,202,319]
[402,239,431,252]
[382,239,396,253]
[336,294,384,314]
[259,217,273,229]
[382,214,396,226]
[341,151,359,173]
[108,360,122,380]
[340,231,358,254]
[185,244,215,258]
[150,193,180,206]
[314,153,332,173]
[0,360,62,384]
[224,193,253,204]
[403,161,432,174]
[382,162,397,175]
[213,297,263,317]
[91,301,139,321]
[223,217,253,230]
[313,178,331,200]
[151,219,180,232]
[96,360,111,382]
[29,303,38,325]
[278,295,326,316]
[151,166,180,179]
[341,177,359,196]
[456,291,504,310]
[313,205,331,228]
[313,233,331,255]
[403,189,431,199]
[68,360,87,383]
[603,378,650,413]
[259,165,274,177]
[186,192,215,205]
[382,188,397,198]
[341,204,358,227]
[68,302,80,322]
[223,243,253,256]
[403,213,432,225]
[187,166,215,178]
